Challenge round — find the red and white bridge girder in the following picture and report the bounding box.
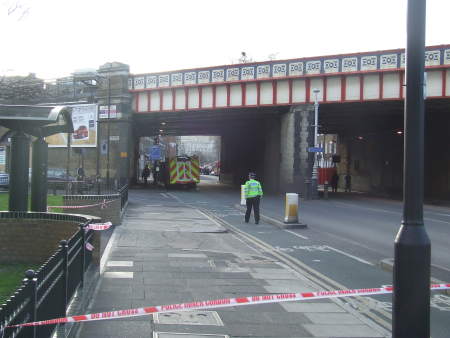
[130,45,450,113]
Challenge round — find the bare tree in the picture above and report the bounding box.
[3,0,30,20]
[0,73,45,104]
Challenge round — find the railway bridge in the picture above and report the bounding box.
[106,44,448,198]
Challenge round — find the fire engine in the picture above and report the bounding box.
[163,155,200,188]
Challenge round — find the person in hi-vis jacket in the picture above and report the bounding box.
[244,172,263,224]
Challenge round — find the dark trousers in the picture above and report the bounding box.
[245,196,260,223]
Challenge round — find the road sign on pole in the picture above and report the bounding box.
[149,145,162,161]
[308,147,324,153]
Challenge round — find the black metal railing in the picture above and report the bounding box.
[0,216,95,338]
[118,184,128,212]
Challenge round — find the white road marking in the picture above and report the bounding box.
[431,262,450,273]
[230,233,263,255]
[197,209,224,227]
[335,201,450,224]
[166,192,184,203]
[426,211,450,217]
[282,232,373,266]
[334,202,399,216]
[326,246,374,266]
[104,271,134,279]
[100,230,117,274]
[423,217,450,225]
[285,229,309,240]
[107,261,133,267]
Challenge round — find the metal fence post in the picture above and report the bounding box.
[80,224,87,288]
[60,240,68,317]
[0,302,5,338]
[324,180,329,200]
[25,269,37,338]
[304,179,311,200]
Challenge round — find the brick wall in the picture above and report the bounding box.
[0,212,101,265]
[0,219,77,264]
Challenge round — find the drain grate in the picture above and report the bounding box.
[154,311,224,326]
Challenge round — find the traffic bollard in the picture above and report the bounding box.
[240,185,246,205]
[284,193,299,223]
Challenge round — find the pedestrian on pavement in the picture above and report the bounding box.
[331,172,339,192]
[244,172,263,224]
[142,165,150,185]
[345,173,352,192]
[152,162,160,186]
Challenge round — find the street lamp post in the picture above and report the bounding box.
[311,88,320,199]
[106,76,111,191]
[393,0,430,337]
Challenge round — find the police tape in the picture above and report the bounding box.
[3,284,450,329]
[47,199,115,211]
[87,222,112,231]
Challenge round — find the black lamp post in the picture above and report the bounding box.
[392,0,431,337]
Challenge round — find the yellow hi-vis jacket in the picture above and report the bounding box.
[244,179,263,198]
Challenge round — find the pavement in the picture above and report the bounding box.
[76,189,389,338]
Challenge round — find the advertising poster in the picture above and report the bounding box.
[46,104,97,147]
[99,105,118,119]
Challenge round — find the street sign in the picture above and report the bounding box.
[149,145,162,160]
[308,147,324,153]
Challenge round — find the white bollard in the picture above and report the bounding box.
[284,193,299,223]
[240,185,246,205]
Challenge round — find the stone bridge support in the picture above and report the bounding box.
[280,105,314,197]
[96,62,133,188]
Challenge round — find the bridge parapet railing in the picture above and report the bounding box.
[0,212,100,338]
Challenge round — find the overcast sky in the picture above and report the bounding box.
[1,0,449,80]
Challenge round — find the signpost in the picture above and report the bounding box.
[308,147,324,153]
[149,145,162,161]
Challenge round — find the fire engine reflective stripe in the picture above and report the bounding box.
[180,163,187,179]
[169,159,177,184]
[5,284,450,329]
[170,173,177,183]
[185,166,192,180]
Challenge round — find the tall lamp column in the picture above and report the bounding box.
[393,0,430,337]
[311,88,320,199]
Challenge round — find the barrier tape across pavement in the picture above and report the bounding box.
[2,284,449,330]
[87,222,112,231]
[47,199,115,211]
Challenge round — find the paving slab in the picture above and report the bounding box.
[304,324,384,337]
[280,302,347,313]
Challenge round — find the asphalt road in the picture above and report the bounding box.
[162,176,450,337]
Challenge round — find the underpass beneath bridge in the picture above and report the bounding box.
[132,98,450,201]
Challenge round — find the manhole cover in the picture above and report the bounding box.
[154,311,224,326]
